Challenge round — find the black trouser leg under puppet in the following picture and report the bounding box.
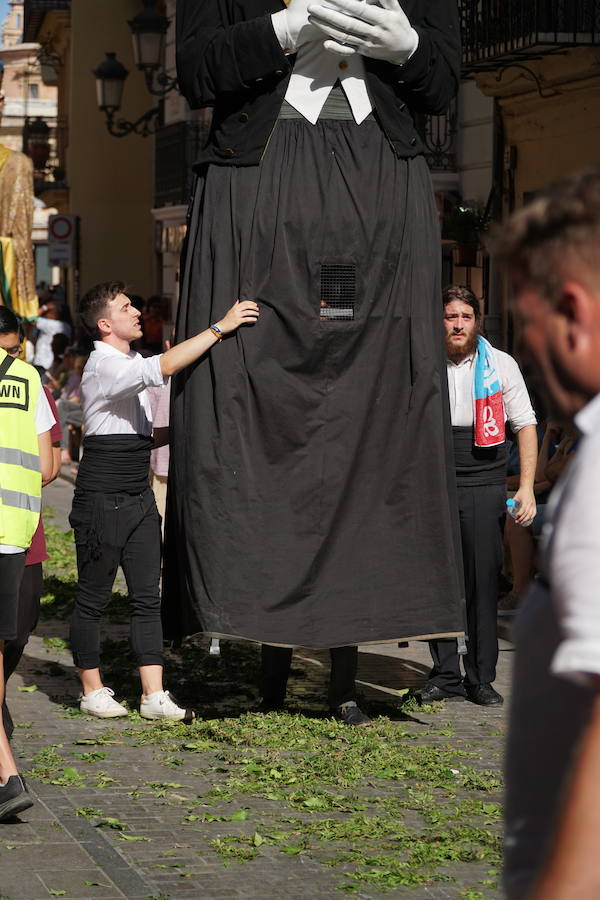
[260,644,358,709]
[429,482,506,690]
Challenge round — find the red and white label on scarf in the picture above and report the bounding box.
[474,392,505,448]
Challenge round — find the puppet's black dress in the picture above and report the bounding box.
[164,99,466,648]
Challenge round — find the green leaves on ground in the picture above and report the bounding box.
[36,513,502,897]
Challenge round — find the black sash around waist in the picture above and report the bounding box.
[452,425,507,487]
[76,434,153,494]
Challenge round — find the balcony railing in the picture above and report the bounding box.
[154,113,212,208]
[461,0,600,72]
[23,0,71,43]
[416,98,458,173]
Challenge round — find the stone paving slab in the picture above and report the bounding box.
[0,478,511,900]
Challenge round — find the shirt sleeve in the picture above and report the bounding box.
[43,387,62,444]
[551,438,600,685]
[499,352,537,432]
[270,10,292,52]
[35,383,56,434]
[176,0,290,106]
[34,317,57,335]
[96,353,167,403]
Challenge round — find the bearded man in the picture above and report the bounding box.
[418,284,538,706]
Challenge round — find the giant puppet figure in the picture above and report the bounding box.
[0,69,38,322]
[165,0,465,693]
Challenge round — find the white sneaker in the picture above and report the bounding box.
[140,690,187,721]
[79,687,128,718]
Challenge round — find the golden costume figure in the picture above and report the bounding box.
[0,144,38,320]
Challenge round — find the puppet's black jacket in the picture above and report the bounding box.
[176,0,461,167]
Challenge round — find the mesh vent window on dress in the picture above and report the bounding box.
[319,263,356,320]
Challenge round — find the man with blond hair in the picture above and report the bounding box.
[495,168,600,899]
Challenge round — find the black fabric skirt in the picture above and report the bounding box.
[164,117,465,648]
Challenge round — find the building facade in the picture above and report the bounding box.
[0,0,57,157]
[461,0,600,345]
[27,0,585,341]
[24,0,156,310]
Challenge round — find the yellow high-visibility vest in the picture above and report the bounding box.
[0,349,42,549]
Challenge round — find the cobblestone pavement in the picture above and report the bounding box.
[0,475,512,900]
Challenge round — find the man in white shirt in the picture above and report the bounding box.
[70,282,258,720]
[494,169,600,899]
[418,285,538,707]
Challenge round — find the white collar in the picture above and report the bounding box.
[93,340,136,359]
[447,353,475,369]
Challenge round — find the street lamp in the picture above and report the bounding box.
[94,52,128,113]
[25,117,51,169]
[93,52,159,138]
[129,0,166,71]
[38,48,59,87]
[128,0,178,95]
[93,1,178,138]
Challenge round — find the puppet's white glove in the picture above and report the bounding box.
[307,0,419,62]
[271,0,323,52]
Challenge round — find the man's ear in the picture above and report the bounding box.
[96,316,111,337]
[559,282,594,351]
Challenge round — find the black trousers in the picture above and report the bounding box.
[69,488,163,670]
[260,644,358,709]
[0,552,26,641]
[428,482,506,692]
[2,562,43,738]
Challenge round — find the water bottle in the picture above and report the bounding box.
[506,498,534,527]
[506,498,520,519]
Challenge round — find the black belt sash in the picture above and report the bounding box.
[452,425,507,487]
[74,434,154,562]
[76,434,153,495]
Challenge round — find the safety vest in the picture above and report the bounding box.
[0,350,42,549]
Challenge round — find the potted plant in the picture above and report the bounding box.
[443,204,488,267]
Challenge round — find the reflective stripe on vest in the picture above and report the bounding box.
[0,487,42,513]
[0,352,42,548]
[0,447,40,471]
